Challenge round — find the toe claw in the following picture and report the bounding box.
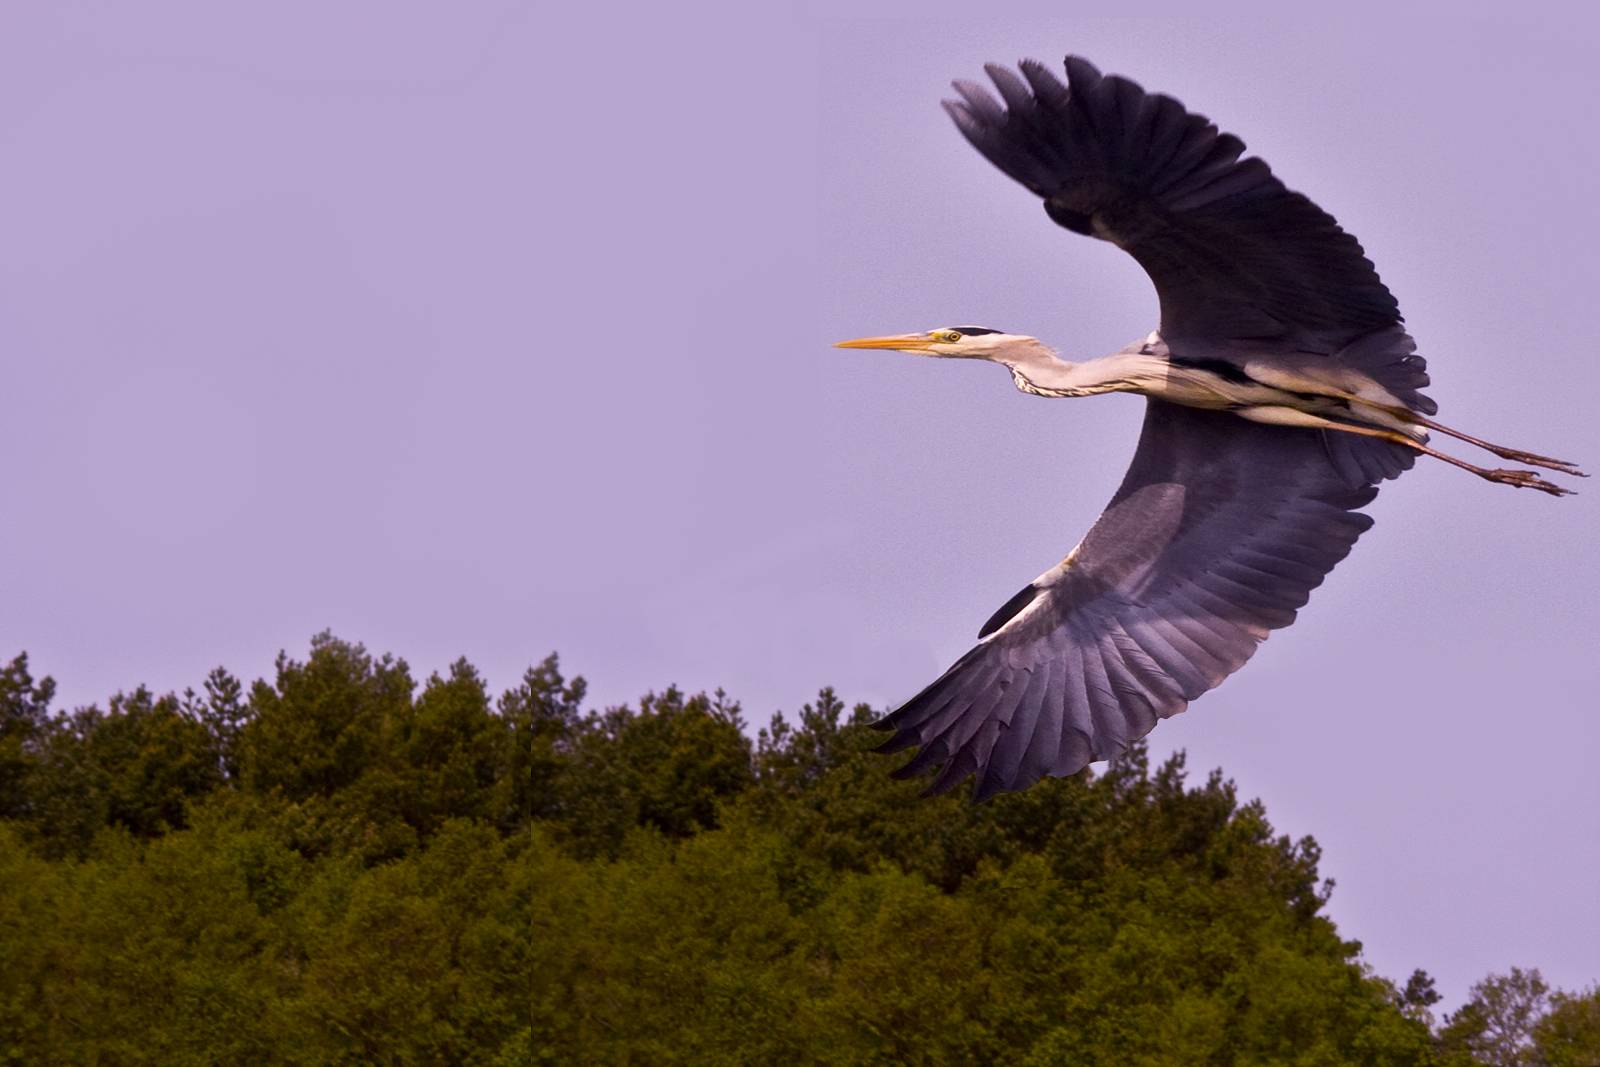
[1487,468,1573,497]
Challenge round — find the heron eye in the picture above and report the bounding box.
[938,331,962,343]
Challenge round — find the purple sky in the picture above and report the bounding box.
[2,5,1595,1008]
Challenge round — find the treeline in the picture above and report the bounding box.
[0,635,1594,1065]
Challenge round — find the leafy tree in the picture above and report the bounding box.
[1406,969,1445,1012]
[90,687,222,837]
[8,683,219,856]
[231,634,423,863]
[2,635,1588,1064]
[16,704,108,858]
[495,653,585,830]
[1440,967,1552,1067]
[400,659,503,834]
[183,667,249,782]
[754,686,856,794]
[612,686,751,839]
[1531,985,1600,1067]
[554,685,752,857]
[240,633,413,802]
[0,654,54,823]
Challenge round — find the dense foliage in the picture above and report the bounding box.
[1,637,1593,1065]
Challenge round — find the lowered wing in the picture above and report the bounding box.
[875,402,1377,800]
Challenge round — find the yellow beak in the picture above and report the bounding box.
[833,333,936,352]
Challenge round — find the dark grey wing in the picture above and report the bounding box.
[874,401,1377,801]
[944,56,1399,352]
[945,55,1435,485]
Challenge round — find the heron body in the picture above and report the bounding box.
[839,55,1583,801]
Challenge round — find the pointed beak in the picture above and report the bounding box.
[833,333,936,352]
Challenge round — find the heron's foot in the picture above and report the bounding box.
[1482,447,1587,478]
[1399,412,1587,479]
[1485,467,1575,497]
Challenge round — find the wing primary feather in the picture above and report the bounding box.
[1098,631,1179,726]
[1075,630,1121,722]
[889,736,949,780]
[1209,561,1313,610]
[1062,55,1104,91]
[873,645,985,732]
[1017,656,1065,789]
[1144,613,1233,687]
[1053,642,1095,773]
[1018,58,1070,106]
[1104,620,1185,704]
[952,80,1005,124]
[1117,615,1210,699]
[927,725,991,796]
[1169,582,1271,641]
[895,660,1023,782]
[977,666,1045,800]
[984,62,1036,115]
[1232,548,1328,585]
[886,659,1009,760]
[1075,637,1130,758]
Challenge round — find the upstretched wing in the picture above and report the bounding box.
[874,401,1377,800]
[943,56,1400,353]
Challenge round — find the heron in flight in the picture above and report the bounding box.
[838,55,1583,801]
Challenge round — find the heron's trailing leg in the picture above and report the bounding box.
[1238,406,1576,497]
[1379,409,1586,478]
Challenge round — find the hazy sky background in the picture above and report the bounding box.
[2,3,1595,1009]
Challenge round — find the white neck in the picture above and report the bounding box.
[993,338,1159,398]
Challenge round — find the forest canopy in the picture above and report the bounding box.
[1,635,1594,1065]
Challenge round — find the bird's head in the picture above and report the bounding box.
[834,326,1044,364]
[832,326,1056,375]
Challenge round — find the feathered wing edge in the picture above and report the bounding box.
[944,54,1438,489]
[873,404,1379,801]
[1320,328,1437,486]
[943,55,1405,351]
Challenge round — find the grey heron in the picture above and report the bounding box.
[838,55,1583,801]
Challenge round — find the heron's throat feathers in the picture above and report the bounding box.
[1004,349,1152,399]
[1010,366,1132,398]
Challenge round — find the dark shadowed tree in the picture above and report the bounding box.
[0,653,54,821]
[17,706,106,858]
[1405,969,1443,1012]
[621,687,751,839]
[14,685,219,855]
[182,667,248,782]
[495,653,585,830]
[3,635,1584,1064]
[234,634,419,862]
[400,658,502,835]
[556,686,752,856]
[1400,968,1445,1031]
[239,632,412,801]
[88,687,221,837]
